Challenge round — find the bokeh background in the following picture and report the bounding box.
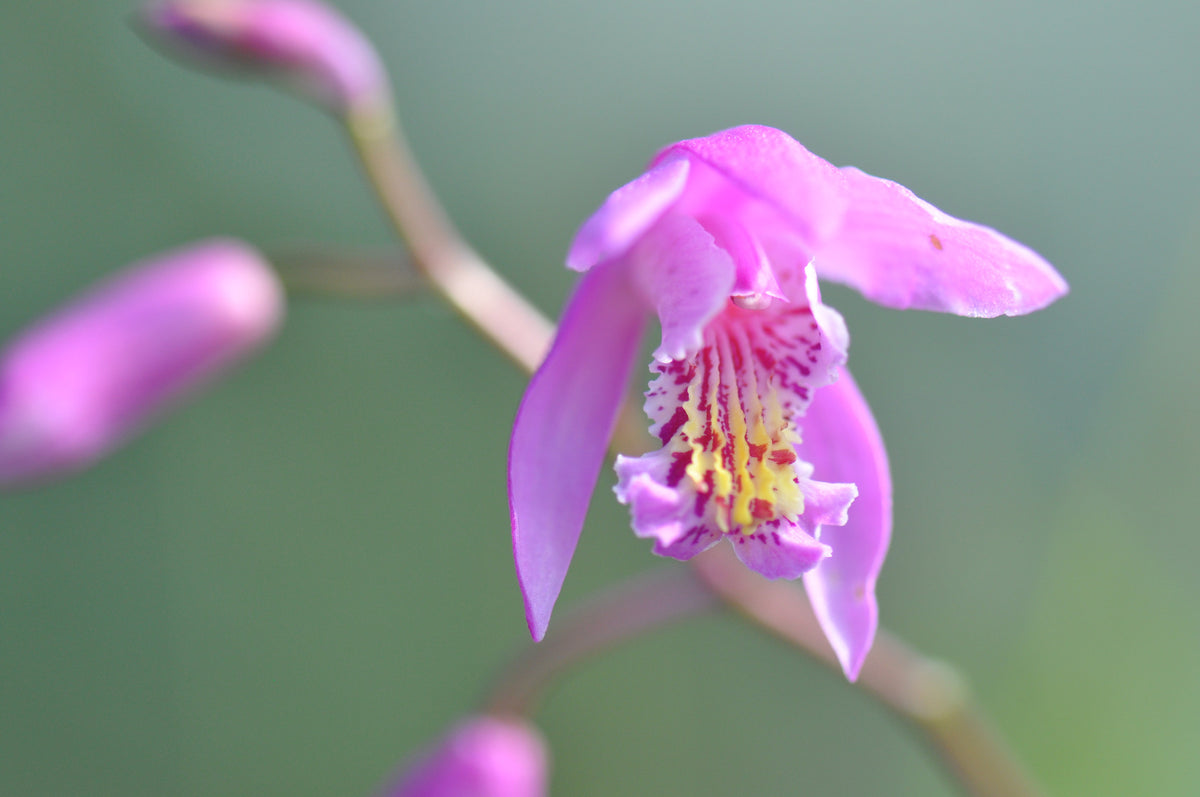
[2,1,1199,794]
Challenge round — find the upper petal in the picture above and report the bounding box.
[815,167,1068,317]
[566,157,690,272]
[626,214,736,362]
[652,125,848,251]
[509,262,647,641]
[798,368,892,681]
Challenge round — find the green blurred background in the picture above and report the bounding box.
[2,1,1198,794]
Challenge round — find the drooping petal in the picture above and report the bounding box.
[798,368,892,681]
[626,214,736,362]
[566,157,690,272]
[653,125,848,251]
[814,167,1068,317]
[509,262,647,641]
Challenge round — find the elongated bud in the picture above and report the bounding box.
[139,0,390,115]
[383,716,548,797]
[0,239,283,488]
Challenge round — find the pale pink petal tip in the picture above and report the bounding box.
[816,167,1068,318]
[140,0,389,112]
[384,716,548,797]
[0,238,283,488]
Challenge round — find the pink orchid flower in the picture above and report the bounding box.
[509,125,1067,679]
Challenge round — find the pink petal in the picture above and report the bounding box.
[627,214,736,362]
[509,263,647,641]
[613,453,686,545]
[654,524,723,561]
[794,478,858,536]
[653,125,848,251]
[815,167,1068,317]
[730,524,831,580]
[614,451,727,562]
[799,369,892,681]
[566,157,690,272]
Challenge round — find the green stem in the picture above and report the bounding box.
[344,104,554,373]
[690,547,1049,797]
[483,566,719,716]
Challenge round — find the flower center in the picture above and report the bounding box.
[647,303,823,535]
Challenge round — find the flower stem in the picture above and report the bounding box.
[343,104,554,373]
[690,546,1048,797]
[482,566,719,716]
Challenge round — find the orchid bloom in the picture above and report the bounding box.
[509,125,1067,678]
[383,716,548,797]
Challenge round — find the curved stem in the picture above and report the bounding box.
[344,106,554,373]
[483,566,719,716]
[691,546,1048,797]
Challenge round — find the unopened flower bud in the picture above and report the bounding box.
[140,0,389,114]
[383,716,548,797]
[0,239,283,488]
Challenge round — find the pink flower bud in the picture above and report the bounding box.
[0,239,283,488]
[140,0,389,114]
[384,717,549,797]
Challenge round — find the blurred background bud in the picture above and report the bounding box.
[139,0,389,114]
[0,238,283,488]
[383,716,549,797]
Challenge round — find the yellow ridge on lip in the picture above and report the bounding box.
[674,322,805,536]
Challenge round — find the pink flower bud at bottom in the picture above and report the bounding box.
[0,238,283,488]
[384,716,549,797]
